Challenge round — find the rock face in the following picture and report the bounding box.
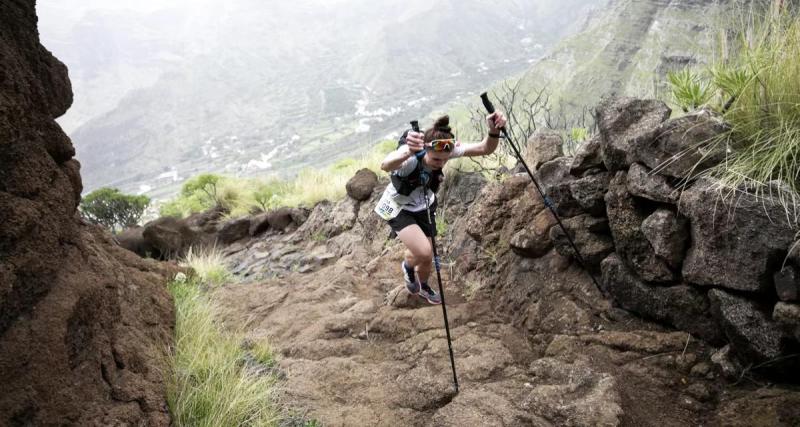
[0,3,174,425]
[679,179,796,293]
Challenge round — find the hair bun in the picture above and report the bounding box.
[433,115,451,133]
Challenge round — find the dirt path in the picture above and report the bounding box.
[212,231,731,427]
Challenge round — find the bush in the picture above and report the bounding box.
[80,187,150,232]
[666,5,800,206]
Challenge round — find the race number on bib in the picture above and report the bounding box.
[374,193,402,220]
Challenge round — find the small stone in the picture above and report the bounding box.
[690,362,711,378]
[685,383,713,402]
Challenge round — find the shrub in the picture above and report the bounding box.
[665,5,800,208]
[80,187,150,232]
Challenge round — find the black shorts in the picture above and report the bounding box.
[388,204,437,238]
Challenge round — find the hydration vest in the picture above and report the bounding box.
[391,129,444,196]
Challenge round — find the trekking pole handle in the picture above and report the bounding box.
[410,120,420,133]
[480,92,495,114]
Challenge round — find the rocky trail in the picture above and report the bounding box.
[211,206,777,427]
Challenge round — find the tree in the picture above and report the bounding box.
[80,187,150,232]
[181,173,221,206]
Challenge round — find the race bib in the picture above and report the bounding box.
[374,192,402,220]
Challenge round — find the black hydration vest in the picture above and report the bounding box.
[391,129,444,196]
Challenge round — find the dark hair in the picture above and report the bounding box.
[424,115,454,143]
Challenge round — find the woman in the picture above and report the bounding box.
[375,112,507,304]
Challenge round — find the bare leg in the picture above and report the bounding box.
[397,225,433,284]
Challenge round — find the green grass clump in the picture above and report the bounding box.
[666,6,800,209]
[182,246,232,287]
[166,276,278,426]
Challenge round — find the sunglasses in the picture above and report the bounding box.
[428,138,455,152]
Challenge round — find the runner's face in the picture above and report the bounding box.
[426,151,450,169]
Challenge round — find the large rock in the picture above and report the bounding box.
[464,175,544,243]
[568,171,611,216]
[266,207,294,231]
[605,172,677,283]
[679,179,796,293]
[635,108,729,178]
[626,162,678,203]
[537,158,583,218]
[184,206,226,233]
[550,214,614,269]
[115,226,155,257]
[142,216,200,259]
[640,209,688,270]
[523,130,564,171]
[510,209,557,258]
[249,212,271,236]
[345,168,378,201]
[570,135,604,175]
[709,289,787,366]
[217,217,251,244]
[601,253,722,344]
[595,97,671,171]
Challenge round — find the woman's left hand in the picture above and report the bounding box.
[487,111,507,133]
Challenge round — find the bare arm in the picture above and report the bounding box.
[380,131,425,172]
[461,111,507,157]
[380,146,413,172]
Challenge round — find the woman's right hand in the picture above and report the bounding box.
[406,131,425,152]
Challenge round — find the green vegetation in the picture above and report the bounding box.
[167,277,278,426]
[183,246,232,287]
[79,187,150,232]
[666,6,800,203]
[161,141,396,219]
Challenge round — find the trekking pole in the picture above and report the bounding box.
[480,93,606,297]
[411,120,459,394]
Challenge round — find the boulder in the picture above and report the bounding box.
[345,168,378,201]
[626,162,678,203]
[537,158,583,218]
[509,209,557,258]
[570,135,604,174]
[217,217,251,244]
[550,214,614,268]
[523,130,564,171]
[595,97,671,171]
[679,179,796,293]
[464,175,544,243]
[115,226,154,258]
[249,212,271,236]
[184,205,226,233]
[568,171,611,216]
[324,197,359,237]
[601,253,722,344]
[266,207,294,231]
[640,209,688,269]
[709,289,787,366]
[142,216,199,258]
[635,108,729,178]
[605,172,677,283]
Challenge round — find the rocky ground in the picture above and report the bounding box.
[210,187,800,427]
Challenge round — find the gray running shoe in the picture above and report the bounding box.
[419,282,442,304]
[402,261,420,294]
